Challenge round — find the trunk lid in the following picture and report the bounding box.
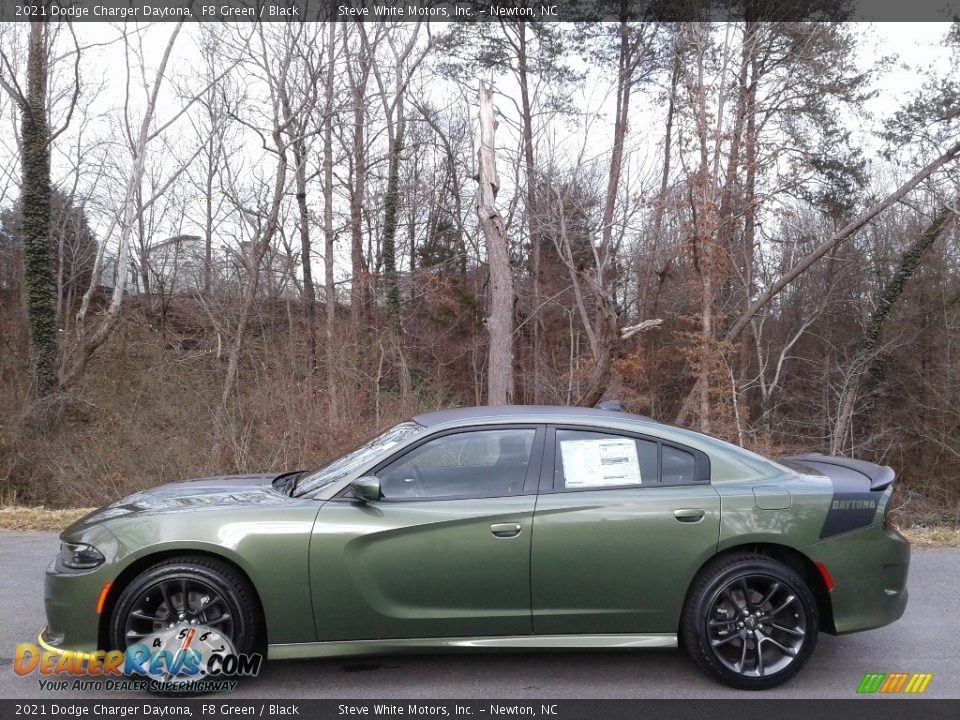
[781,453,896,539]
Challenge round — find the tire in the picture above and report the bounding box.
[109,555,261,682]
[681,552,818,690]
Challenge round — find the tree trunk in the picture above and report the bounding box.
[293,143,316,373]
[476,79,514,406]
[348,38,370,330]
[203,132,215,296]
[576,19,634,408]
[135,182,152,311]
[20,20,57,398]
[517,25,542,403]
[738,30,760,384]
[323,22,339,423]
[639,49,678,318]
[599,22,632,264]
[576,290,619,408]
[830,203,955,454]
[382,114,405,330]
[714,21,752,254]
[689,22,717,433]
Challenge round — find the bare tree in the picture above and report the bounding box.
[574,21,660,408]
[831,202,957,453]
[361,22,432,328]
[676,137,960,425]
[0,21,81,399]
[476,79,513,405]
[322,22,339,423]
[63,23,188,389]
[343,24,372,331]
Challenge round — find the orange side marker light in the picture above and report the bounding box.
[96,582,112,614]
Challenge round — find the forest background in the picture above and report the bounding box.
[0,16,958,530]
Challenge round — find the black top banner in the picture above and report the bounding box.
[0,0,957,23]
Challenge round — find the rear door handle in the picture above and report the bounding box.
[674,508,705,522]
[490,523,522,538]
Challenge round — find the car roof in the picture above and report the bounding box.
[413,405,656,428]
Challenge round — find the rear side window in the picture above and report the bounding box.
[555,430,658,489]
[662,445,697,484]
[551,428,709,490]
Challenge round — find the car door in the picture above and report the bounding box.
[310,425,544,641]
[531,426,720,635]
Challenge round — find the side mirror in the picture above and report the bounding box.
[351,476,381,502]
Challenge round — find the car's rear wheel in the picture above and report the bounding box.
[681,553,818,690]
[109,555,260,661]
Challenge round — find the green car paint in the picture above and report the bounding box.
[530,484,720,635]
[802,523,910,634]
[41,405,909,674]
[310,493,537,641]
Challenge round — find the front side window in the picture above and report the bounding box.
[555,430,658,489]
[376,429,536,500]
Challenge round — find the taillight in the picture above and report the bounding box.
[815,561,835,592]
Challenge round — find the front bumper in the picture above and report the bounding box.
[803,523,910,634]
[37,626,97,660]
[43,557,111,654]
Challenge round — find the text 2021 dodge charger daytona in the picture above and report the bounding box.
[41,405,909,689]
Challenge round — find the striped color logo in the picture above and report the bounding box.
[857,672,933,694]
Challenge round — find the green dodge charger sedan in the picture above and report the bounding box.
[42,405,909,689]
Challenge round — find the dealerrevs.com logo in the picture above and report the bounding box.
[15,625,261,693]
[856,672,933,694]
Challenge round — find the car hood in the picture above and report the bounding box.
[67,472,291,532]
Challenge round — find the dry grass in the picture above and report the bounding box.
[899,525,960,548]
[0,506,95,532]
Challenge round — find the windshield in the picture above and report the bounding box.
[293,421,424,497]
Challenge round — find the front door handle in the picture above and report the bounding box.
[490,522,522,538]
[674,508,705,523]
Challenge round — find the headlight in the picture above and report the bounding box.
[59,542,105,570]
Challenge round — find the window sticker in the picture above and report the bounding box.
[559,438,642,488]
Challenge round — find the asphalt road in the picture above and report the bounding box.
[1,531,957,700]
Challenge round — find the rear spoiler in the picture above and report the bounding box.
[781,453,896,491]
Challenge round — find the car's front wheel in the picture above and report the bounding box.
[681,552,818,690]
[109,555,261,660]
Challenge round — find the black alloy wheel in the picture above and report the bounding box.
[109,556,260,654]
[682,553,819,690]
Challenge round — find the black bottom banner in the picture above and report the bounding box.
[1,700,958,720]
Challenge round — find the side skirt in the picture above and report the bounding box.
[268,634,677,660]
